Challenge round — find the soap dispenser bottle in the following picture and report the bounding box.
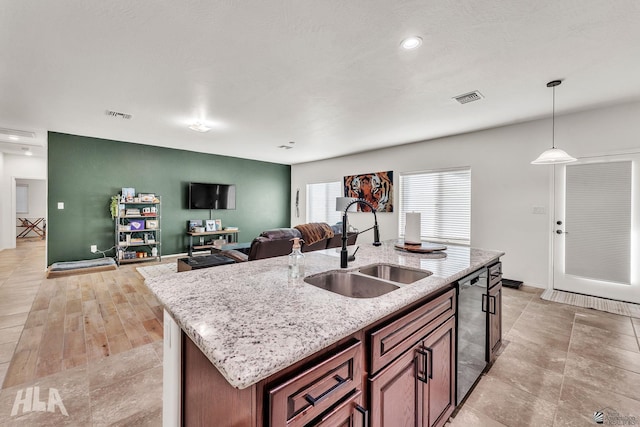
[288,237,305,278]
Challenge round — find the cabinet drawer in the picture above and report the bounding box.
[369,288,455,374]
[488,262,502,287]
[311,389,365,427]
[269,339,362,427]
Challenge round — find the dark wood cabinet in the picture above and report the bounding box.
[487,280,502,363]
[422,316,456,427]
[369,293,456,427]
[486,261,502,363]
[369,342,422,427]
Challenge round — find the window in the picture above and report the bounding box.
[399,168,471,245]
[306,181,342,224]
[16,184,29,214]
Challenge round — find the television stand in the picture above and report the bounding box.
[186,230,240,256]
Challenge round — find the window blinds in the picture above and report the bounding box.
[565,161,631,284]
[399,169,471,245]
[306,181,342,225]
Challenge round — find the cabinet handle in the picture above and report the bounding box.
[481,294,488,313]
[416,348,430,383]
[424,346,433,379]
[355,404,369,427]
[489,295,496,315]
[304,375,347,406]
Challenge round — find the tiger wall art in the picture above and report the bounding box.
[343,171,393,212]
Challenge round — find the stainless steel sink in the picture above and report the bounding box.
[358,264,432,284]
[304,271,400,298]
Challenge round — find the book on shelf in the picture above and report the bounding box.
[125,208,141,216]
[224,226,238,231]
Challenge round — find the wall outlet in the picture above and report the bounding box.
[532,206,546,215]
[90,245,97,253]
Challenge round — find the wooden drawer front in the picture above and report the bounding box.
[311,389,365,427]
[269,340,362,427]
[370,288,455,374]
[488,262,502,287]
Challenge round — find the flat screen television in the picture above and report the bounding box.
[189,182,236,210]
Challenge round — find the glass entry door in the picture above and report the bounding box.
[553,155,639,303]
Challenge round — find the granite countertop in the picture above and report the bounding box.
[144,239,503,389]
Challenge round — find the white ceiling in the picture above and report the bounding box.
[1,0,640,164]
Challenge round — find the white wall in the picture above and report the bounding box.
[0,154,47,250]
[0,152,6,251]
[291,100,640,288]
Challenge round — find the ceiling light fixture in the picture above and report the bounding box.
[400,36,422,50]
[188,122,211,133]
[8,135,19,141]
[22,147,33,156]
[531,80,577,165]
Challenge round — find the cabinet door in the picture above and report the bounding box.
[312,389,366,427]
[488,282,502,362]
[369,343,423,427]
[421,316,456,427]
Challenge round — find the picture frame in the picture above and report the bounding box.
[121,187,135,202]
[215,219,222,230]
[188,219,202,232]
[205,220,217,232]
[128,219,145,231]
[139,193,155,203]
[146,220,158,229]
[343,170,394,212]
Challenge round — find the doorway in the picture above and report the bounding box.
[14,178,47,245]
[553,154,639,304]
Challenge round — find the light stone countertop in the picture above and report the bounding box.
[144,239,503,389]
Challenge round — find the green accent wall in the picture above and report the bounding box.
[47,132,291,265]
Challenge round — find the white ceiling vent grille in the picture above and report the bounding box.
[0,128,35,138]
[453,91,483,104]
[105,110,132,120]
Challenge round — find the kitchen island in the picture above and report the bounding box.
[144,240,503,426]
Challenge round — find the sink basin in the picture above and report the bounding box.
[304,271,399,298]
[358,264,432,284]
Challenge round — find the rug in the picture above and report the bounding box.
[540,289,640,318]
[136,263,177,280]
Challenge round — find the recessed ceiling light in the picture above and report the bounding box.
[188,122,211,133]
[22,147,33,156]
[8,135,19,141]
[400,36,422,50]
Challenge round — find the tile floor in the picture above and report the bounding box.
[1,238,639,426]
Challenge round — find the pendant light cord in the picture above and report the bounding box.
[551,85,556,149]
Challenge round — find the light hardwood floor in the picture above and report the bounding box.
[1,238,639,426]
[0,238,164,425]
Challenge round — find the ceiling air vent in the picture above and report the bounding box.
[105,110,132,120]
[453,91,483,104]
[0,128,35,138]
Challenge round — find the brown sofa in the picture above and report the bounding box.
[222,223,357,262]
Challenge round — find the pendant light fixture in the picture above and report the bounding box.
[531,80,577,165]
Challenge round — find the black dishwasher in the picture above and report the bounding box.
[456,267,488,405]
